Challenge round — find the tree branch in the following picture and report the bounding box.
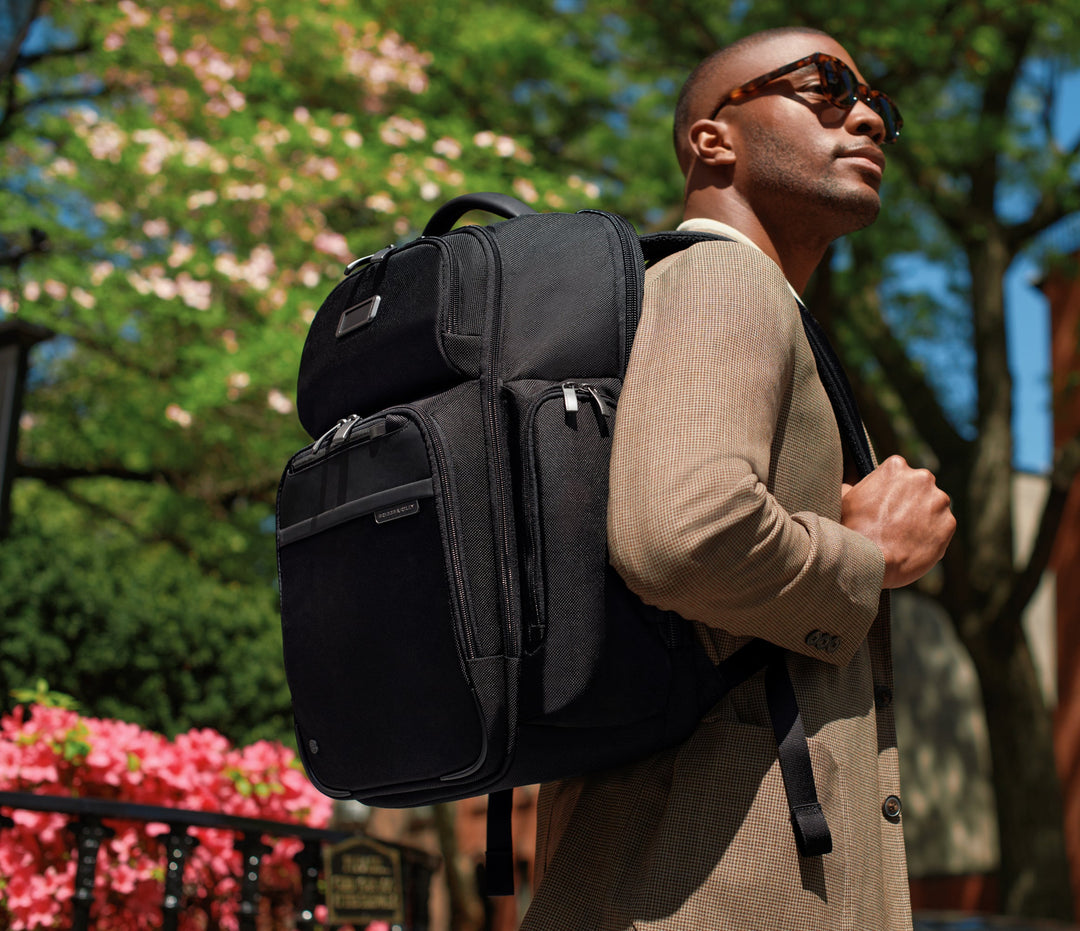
[885,147,974,240]
[845,286,970,470]
[999,435,1080,623]
[17,463,170,485]
[45,481,230,580]
[0,0,43,80]
[13,40,93,71]
[19,459,281,513]
[0,228,49,269]
[1008,150,1080,247]
[4,82,112,123]
[0,19,98,140]
[1041,63,1058,155]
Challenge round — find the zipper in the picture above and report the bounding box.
[293,414,388,465]
[444,235,464,337]
[560,380,611,418]
[521,381,616,648]
[343,245,393,277]
[520,390,552,649]
[418,234,463,337]
[415,232,464,337]
[410,406,477,661]
[477,228,518,658]
[611,215,643,372]
[582,211,643,372]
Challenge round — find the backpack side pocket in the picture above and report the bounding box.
[508,379,672,728]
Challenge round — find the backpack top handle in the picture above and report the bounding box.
[423,192,538,237]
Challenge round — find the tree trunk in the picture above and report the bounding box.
[944,231,1074,918]
[962,614,1075,918]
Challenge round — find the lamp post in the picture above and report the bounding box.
[0,319,52,539]
[2,4,53,538]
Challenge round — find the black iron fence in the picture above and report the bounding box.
[0,790,437,930]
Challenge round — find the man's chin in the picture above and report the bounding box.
[836,186,881,231]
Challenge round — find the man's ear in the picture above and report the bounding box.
[688,118,736,167]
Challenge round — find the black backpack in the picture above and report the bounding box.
[276,193,874,893]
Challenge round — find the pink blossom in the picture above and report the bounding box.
[312,231,349,262]
[165,404,193,428]
[266,389,294,415]
[0,704,332,929]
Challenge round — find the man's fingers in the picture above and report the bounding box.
[840,457,956,589]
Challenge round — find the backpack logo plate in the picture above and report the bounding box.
[337,295,381,337]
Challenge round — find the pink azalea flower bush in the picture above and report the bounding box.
[0,703,335,930]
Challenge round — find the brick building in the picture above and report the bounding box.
[1044,249,1080,916]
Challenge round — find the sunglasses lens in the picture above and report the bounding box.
[870,95,903,143]
[819,60,857,107]
[821,58,903,143]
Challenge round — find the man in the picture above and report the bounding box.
[520,27,955,931]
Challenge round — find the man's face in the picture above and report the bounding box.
[711,35,889,236]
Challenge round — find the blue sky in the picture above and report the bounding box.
[1008,248,1055,473]
[901,69,1080,476]
[1001,67,1079,474]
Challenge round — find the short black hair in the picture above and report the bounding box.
[672,27,832,174]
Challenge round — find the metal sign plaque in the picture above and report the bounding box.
[324,835,404,926]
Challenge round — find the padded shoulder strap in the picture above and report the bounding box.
[639,229,730,266]
[796,310,875,478]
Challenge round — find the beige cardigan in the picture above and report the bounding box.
[520,237,911,931]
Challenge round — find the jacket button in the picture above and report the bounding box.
[875,686,893,708]
[882,795,902,822]
[805,630,840,653]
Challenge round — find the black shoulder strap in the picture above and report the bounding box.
[795,308,875,478]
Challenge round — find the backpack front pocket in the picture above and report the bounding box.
[277,410,486,795]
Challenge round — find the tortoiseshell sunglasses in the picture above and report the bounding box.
[710,52,903,144]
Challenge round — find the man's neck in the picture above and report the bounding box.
[678,217,805,305]
[681,201,830,294]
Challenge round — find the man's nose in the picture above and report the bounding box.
[846,99,887,145]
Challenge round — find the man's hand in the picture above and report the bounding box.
[840,455,956,589]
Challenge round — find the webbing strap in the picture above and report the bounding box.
[710,640,834,857]
[795,307,875,480]
[765,658,834,856]
[484,789,515,896]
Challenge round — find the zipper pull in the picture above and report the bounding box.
[331,414,363,445]
[562,382,580,413]
[303,415,355,462]
[583,384,611,418]
[344,245,393,276]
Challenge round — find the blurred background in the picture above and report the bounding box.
[0,0,1078,928]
